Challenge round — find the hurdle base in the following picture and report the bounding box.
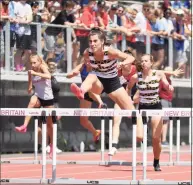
[45,160,190,166]
[2,160,190,167]
[173,161,191,166]
[48,179,191,185]
[139,180,191,185]
[1,160,41,164]
[0,178,48,184]
[49,179,138,184]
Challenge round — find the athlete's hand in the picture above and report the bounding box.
[28,70,36,76]
[66,70,80,78]
[173,68,184,77]
[117,62,123,70]
[28,88,32,95]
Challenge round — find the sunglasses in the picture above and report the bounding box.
[177,14,184,17]
[143,8,150,12]
[118,9,123,13]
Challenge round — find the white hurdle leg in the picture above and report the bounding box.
[189,117,192,152]
[176,118,180,163]
[142,115,147,180]
[34,117,38,162]
[101,117,105,162]
[41,112,47,181]
[108,117,113,162]
[132,118,137,180]
[52,111,57,183]
[169,119,173,164]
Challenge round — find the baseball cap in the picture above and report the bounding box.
[97,0,106,7]
[111,4,118,10]
[177,9,184,15]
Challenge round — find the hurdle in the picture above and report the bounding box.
[0,108,49,184]
[48,108,191,184]
[0,108,192,185]
[44,108,192,168]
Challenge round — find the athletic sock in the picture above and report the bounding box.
[153,159,159,167]
[112,143,118,148]
[38,144,42,151]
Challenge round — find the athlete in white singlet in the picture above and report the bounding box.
[15,54,55,158]
[70,27,143,143]
[127,54,174,171]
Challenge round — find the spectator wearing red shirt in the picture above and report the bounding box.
[95,0,108,29]
[122,7,139,58]
[159,66,173,147]
[75,0,96,57]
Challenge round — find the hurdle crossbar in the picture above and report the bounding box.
[0,108,192,185]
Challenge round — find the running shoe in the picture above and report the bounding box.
[15,125,27,133]
[108,147,117,156]
[161,141,169,148]
[154,163,161,171]
[70,83,84,99]
[46,145,62,154]
[93,130,101,144]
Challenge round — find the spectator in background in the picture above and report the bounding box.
[0,0,10,69]
[48,6,57,22]
[14,0,33,71]
[8,0,18,69]
[162,8,174,67]
[108,4,118,25]
[80,0,89,8]
[159,66,184,146]
[134,3,153,61]
[105,0,118,10]
[183,11,191,78]
[183,0,191,10]
[105,4,119,45]
[172,9,187,77]
[148,9,167,69]
[43,1,76,67]
[171,0,182,10]
[122,7,139,57]
[159,66,173,147]
[30,2,42,52]
[95,0,108,29]
[75,0,96,66]
[40,7,51,23]
[115,5,125,50]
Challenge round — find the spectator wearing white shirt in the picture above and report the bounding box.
[14,1,32,71]
[134,3,153,61]
[172,9,187,74]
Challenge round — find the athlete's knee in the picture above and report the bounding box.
[152,136,161,143]
[29,96,38,107]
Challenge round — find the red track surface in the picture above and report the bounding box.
[1,148,191,182]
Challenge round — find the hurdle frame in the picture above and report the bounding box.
[0,108,192,185]
[49,108,191,184]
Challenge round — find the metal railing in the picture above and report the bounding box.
[0,21,191,78]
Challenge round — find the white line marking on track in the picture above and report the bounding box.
[3,169,191,180]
